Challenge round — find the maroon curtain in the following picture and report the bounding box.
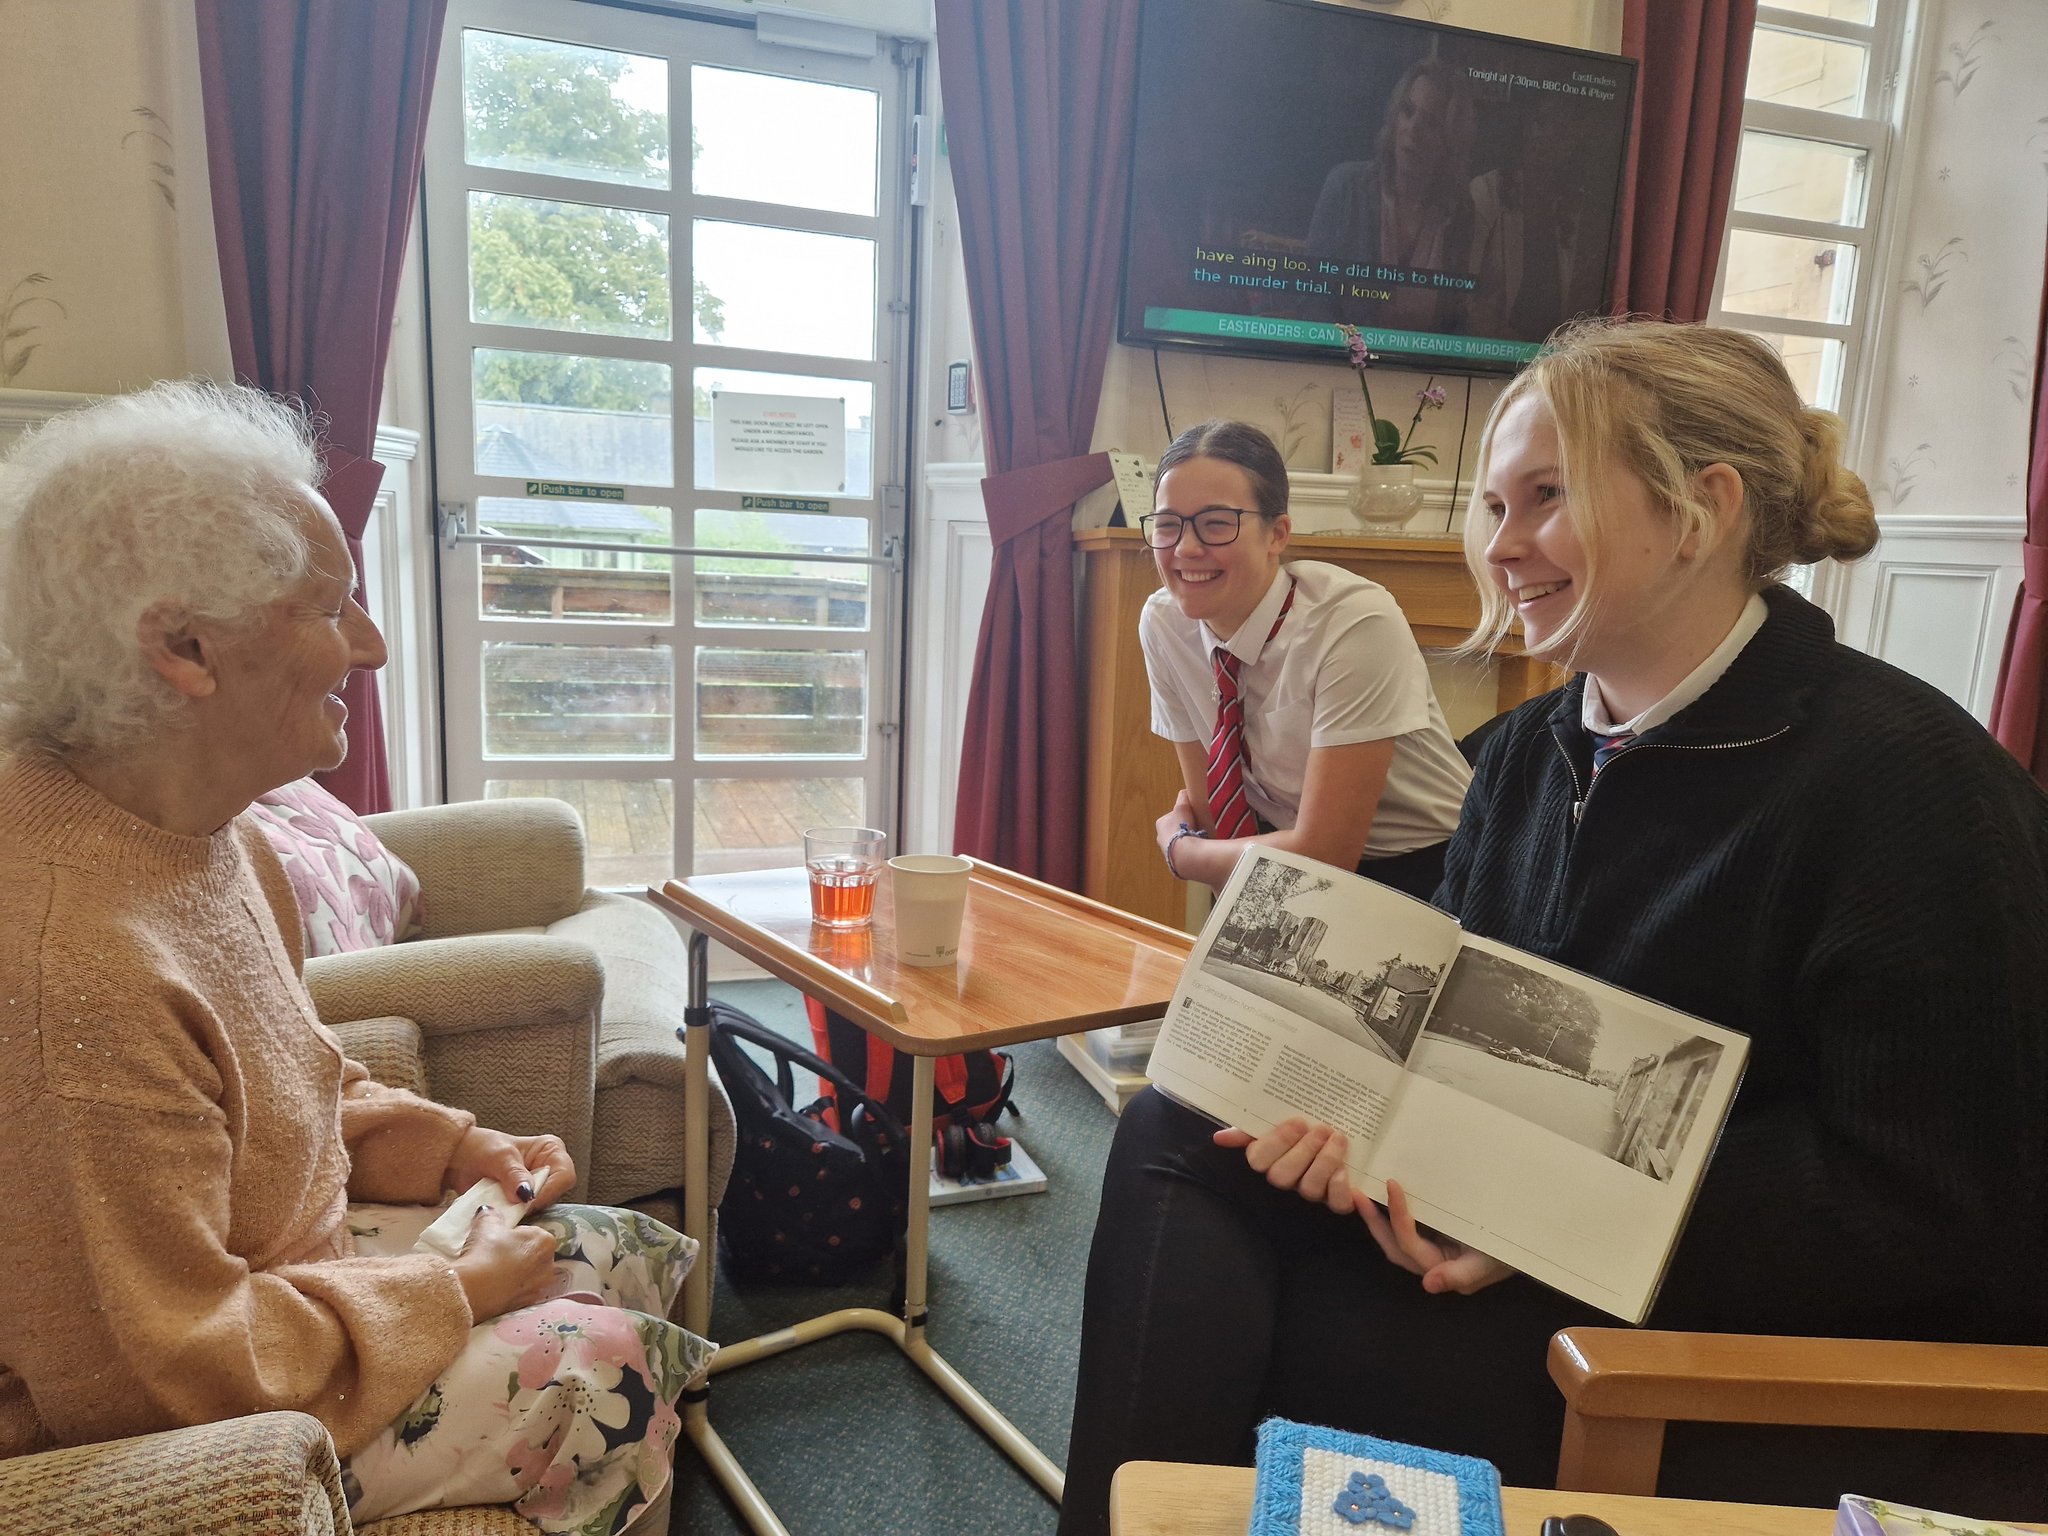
[1989,272,2048,784]
[196,0,447,813]
[1611,0,1757,321]
[934,0,1140,888]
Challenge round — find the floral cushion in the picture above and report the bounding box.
[249,779,425,956]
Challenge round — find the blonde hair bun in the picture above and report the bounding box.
[1792,407,1878,565]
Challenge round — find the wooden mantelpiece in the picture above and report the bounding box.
[1076,527,1566,927]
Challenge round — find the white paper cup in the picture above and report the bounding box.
[888,854,972,967]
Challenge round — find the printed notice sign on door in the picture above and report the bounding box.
[711,392,846,496]
[526,480,626,502]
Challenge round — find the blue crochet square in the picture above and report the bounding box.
[1250,1418,1504,1536]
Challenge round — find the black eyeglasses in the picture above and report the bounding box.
[1138,508,1259,548]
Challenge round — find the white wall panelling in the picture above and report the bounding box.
[1831,515,2026,724]
[901,461,994,859]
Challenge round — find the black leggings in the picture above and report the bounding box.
[1057,1091,2042,1535]
[1057,1089,1594,1536]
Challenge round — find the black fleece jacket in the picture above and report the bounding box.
[1439,585,2048,1341]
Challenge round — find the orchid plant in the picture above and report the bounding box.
[1337,323,1445,467]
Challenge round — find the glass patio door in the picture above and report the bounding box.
[424,0,910,888]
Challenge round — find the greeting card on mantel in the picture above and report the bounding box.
[1108,450,1155,526]
[1331,390,1372,474]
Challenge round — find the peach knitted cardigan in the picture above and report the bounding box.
[0,754,478,1461]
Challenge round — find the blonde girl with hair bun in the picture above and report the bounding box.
[1461,318,1877,676]
[1059,319,2048,1536]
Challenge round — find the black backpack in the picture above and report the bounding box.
[702,1001,912,1287]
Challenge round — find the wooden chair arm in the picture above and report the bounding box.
[1549,1328,2048,1495]
[1552,1329,2048,1433]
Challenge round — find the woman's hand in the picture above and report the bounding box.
[1215,1123,1517,1295]
[448,1207,559,1320]
[1359,1179,1516,1296]
[1214,1118,1358,1214]
[445,1127,576,1212]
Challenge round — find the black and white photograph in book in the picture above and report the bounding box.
[1201,856,1445,1064]
[1410,947,1724,1182]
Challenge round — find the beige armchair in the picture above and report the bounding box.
[0,1411,352,1536]
[301,795,736,1222]
[0,1408,633,1535]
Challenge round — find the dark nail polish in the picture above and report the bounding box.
[516,1181,534,1202]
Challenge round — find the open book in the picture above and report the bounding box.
[1146,848,1748,1322]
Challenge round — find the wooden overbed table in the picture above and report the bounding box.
[652,859,1192,1536]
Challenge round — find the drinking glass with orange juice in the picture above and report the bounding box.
[803,826,887,928]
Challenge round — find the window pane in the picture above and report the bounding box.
[692,66,878,216]
[476,497,672,622]
[693,220,876,360]
[1739,329,1846,410]
[1722,230,1856,325]
[474,348,674,487]
[694,777,865,875]
[696,648,866,757]
[484,642,673,757]
[696,510,871,628]
[463,31,669,189]
[1746,27,1868,115]
[693,369,873,497]
[469,193,671,340]
[1732,133,1869,226]
[1763,0,1874,22]
[487,778,673,887]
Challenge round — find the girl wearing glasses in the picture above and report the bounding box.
[1061,323,2048,1534]
[1139,419,1470,902]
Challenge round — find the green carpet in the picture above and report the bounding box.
[669,979,1122,1536]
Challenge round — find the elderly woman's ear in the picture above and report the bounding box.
[136,602,221,701]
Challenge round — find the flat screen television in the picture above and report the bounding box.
[1118,0,1638,375]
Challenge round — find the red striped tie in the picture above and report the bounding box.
[1591,731,1635,775]
[1205,579,1297,840]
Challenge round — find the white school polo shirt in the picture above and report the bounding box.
[1140,560,1471,857]
[1581,592,1769,737]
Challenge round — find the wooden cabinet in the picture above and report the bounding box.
[1076,527,1565,927]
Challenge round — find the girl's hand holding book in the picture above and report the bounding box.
[1362,1179,1517,1297]
[1217,1117,1358,1214]
[1217,1119,1518,1294]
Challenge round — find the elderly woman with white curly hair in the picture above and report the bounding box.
[0,382,710,1535]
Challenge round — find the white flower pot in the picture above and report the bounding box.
[1347,462,1424,529]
